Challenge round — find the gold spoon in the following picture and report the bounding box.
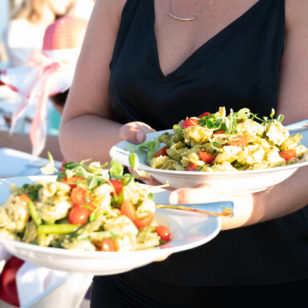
[156,201,233,217]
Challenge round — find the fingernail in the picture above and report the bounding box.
[169,192,178,204]
[136,131,144,143]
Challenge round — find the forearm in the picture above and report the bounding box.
[59,114,122,163]
[220,165,308,230]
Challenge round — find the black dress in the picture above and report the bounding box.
[91,0,308,307]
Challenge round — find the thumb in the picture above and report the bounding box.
[120,122,155,144]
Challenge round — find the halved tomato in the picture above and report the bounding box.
[199,151,215,164]
[121,200,137,222]
[227,135,247,149]
[154,146,168,158]
[198,112,211,118]
[181,118,199,128]
[18,194,31,203]
[185,163,198,171]
[214,130,225,134]
[71,187,93,206]
[61,176,85,188]
[110,179,124,195]
[135,213,154,228]
[279,149,297,161]
[68,205,93,225]
[101,238,117,251]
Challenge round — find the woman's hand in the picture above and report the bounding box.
[120,121,161,185]
[120,121,155,144]
[169,184,255,230]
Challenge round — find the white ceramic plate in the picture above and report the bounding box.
[0,176,220,275]
[109,120,308,194]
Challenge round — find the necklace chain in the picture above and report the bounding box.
[168,0,214,22]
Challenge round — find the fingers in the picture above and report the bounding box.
[169,184,255,230]
[169,184,226,204]
[128,167,167,186]
[120,122,155,144]
[154,253,171,262]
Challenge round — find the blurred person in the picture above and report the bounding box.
[3,0,75,67]
[70,0,96,20]
[0,16,88,161]
[0,0,10,68]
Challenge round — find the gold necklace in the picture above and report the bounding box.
[168,0,215,22]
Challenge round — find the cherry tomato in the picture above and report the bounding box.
[61,176,85,188]
[18,194,31,203]
[214,130,225,134]
[198,112,211,118]
[60,160,68,172]
[154,146,168,158]
[135,213,154,228]
[181,118,199,128]
[199,150,216,164]
[185,163,198,171]
[155,225,171,242]
[71,187,93,206]
[110,179,124,195]
[279,149,297,161]
[69,205,93,225]
[121,200,137,222]
[227,135,247,149]
[101,238,117,251]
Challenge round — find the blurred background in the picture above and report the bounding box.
[0,0,94,161]
[0,0,13,69]
[0,0,94,69]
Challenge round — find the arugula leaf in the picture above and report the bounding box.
[87,175,107,190]
[109,160,124,178]
[129,152,138,169]
[277,114,285,123]
[21,183,43,201]
[126,138,161,162]
[40,152,57,175]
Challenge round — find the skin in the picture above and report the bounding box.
[60,0,308,231]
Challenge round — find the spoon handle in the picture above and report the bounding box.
[156,201,234,217]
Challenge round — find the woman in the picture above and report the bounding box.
[59,0,308,307]
[0,15,88,160]
[4,0,75,67]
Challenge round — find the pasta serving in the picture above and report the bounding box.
[149,107,308,172]
[0,160,171,252]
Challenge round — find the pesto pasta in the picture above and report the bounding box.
[150,107,308,172]
[0,160,171,252]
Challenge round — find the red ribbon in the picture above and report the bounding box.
[0,256,24,307]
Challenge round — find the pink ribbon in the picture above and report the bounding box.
[6,51,65,157]
[29,62,62,156]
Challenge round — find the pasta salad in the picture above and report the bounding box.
[146,107,307,172]
[0,160,171,252]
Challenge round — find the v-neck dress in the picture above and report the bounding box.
[106,0,308,287]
